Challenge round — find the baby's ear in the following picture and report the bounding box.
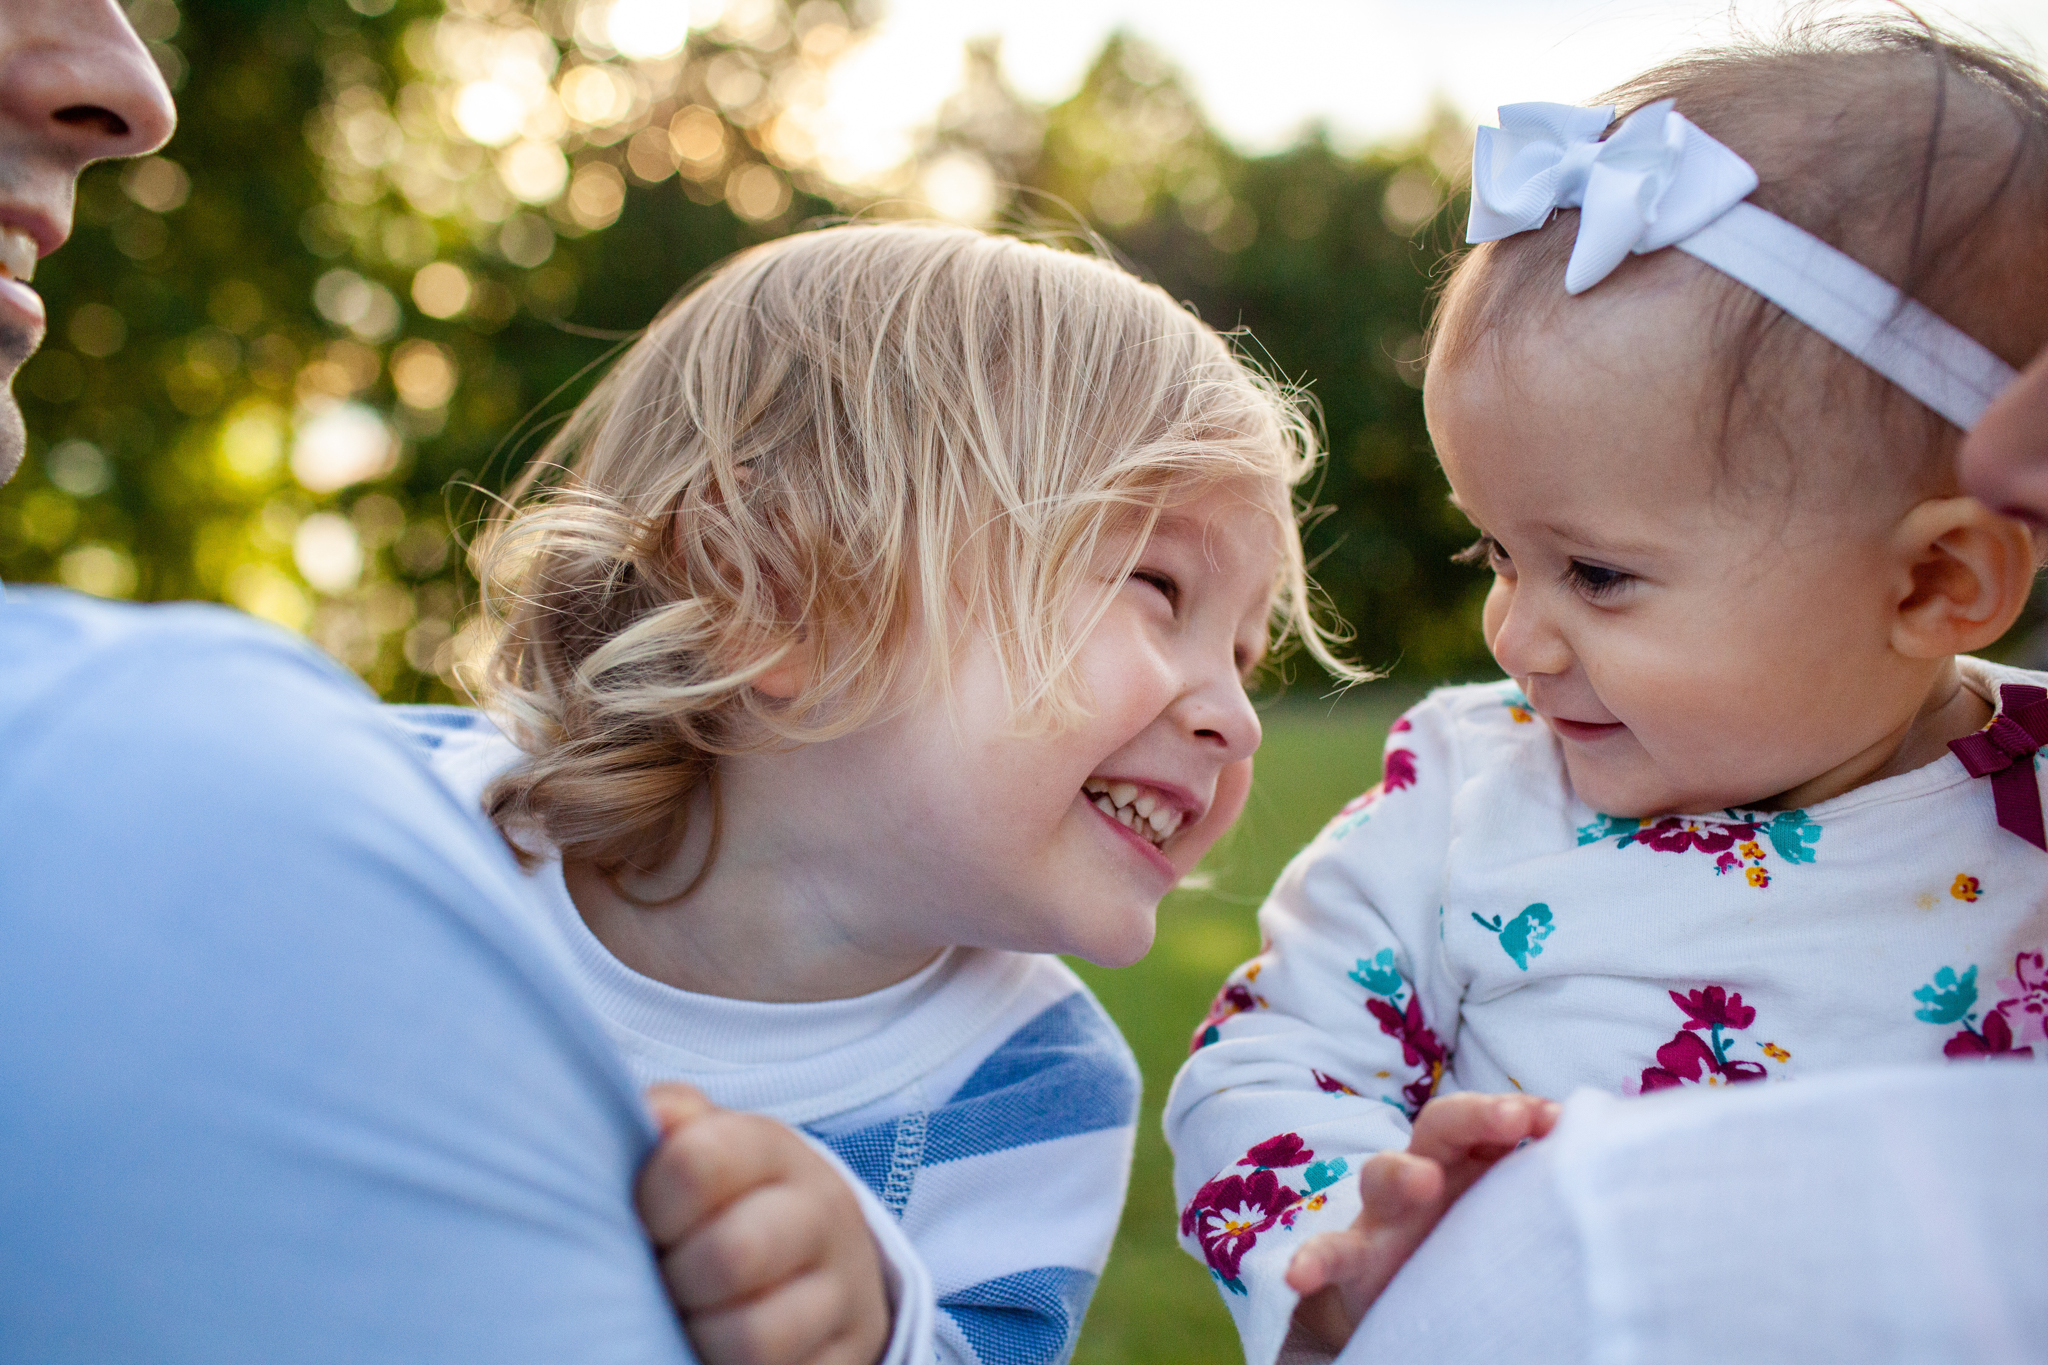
[1889,497,2039,659]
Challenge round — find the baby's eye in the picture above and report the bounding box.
[1453,534,1511,576]
[1565,560,1632,599]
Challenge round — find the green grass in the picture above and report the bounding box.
[1066,689,1420,1365]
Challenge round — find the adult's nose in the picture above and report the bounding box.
[0,0,177,191]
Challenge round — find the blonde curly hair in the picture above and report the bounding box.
[473,222,1351,883]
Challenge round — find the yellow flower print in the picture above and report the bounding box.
[1951,874,1982,902]
[1746,865,1770,888]
[1508,704,1533,723]
[1759,1041,1790,1063]
[1738,842,1763,860]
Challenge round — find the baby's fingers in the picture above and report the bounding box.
[1409,1093,1559,1165]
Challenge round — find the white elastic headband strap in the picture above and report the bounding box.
[1467,100,2017,430]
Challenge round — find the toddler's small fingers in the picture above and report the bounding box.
[637,1111,798,1248]
[645,1082,716,1136]
[667,1182,822,1312]
[685,1266,841,1365]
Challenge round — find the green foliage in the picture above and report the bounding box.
[0,10,1501,697]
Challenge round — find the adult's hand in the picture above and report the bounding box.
[1958,347,2048,526]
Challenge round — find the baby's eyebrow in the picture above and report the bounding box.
[1538,517,1664,558]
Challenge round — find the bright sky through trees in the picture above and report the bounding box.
[816,0,2048,184]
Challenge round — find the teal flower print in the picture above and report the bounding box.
[1914,965,1979,1025]
[1577,813,1641,846]
[1765,809,1822,865]
[1348,948,1405,998]
[1471,903,1555,970]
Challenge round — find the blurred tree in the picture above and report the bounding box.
[1021,36,1491,685]
[1,6,1503,699]
[0,0,870,701]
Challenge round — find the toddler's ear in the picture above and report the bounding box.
[1890,497,2038,659]
[749,632,813,699]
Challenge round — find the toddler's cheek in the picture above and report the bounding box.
[1177,756,1254,869]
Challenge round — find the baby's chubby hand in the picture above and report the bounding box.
[1285,1092,1560,1351]
[638,1084,891,1365]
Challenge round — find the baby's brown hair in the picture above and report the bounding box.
[1431,17,2048,496]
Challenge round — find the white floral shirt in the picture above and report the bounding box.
[1166,660,2048,1365]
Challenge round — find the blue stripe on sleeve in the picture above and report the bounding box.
[923,992,1138,1165]
[941,1266,1098,1365]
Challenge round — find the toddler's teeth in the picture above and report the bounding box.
[1093,795,1116,816]
[1134,794,1156,818]
[1148,807,1172,834]
[1109,782,1138,807]
[0,227,36,284]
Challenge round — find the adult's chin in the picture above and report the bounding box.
[0,385,24,486]
[0,319,38,486]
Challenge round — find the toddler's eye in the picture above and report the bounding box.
[1132,569,1179,606]
[1454,534,1511,575]
[1566,560,1631,598]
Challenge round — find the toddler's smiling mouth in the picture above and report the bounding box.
[1082,777,1187,849]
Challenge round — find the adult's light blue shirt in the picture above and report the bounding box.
[0,587,694,1365]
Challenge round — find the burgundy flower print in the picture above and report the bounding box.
[1670,985,1756,1032]
[1180,1168,1301,1286]
[1639,986,1771,1091]
[1919,951,2047,1058]
[1995,951,2048,1048]
[1241,1133,1313,1168]
[1945,1008,2031,1058]
[1189,980,1264,1054]
[1383,747,1418,793]
[1181,1134,1354,1291]
[1633,818,1759,855]
[1579,810,1820,889]
[1313,1069,1360,1096]
[1349,948,1449,1117]
[1390,716,1413,734]
[1366,992,1448,1113]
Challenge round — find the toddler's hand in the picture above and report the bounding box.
[638,1084,891,1365]
[1285,1092,1560,1352]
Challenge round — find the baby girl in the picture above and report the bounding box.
[1167,22,2048,1363]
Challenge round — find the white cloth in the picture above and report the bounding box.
[1166,659,2048,1365]
[1343,1065,2048,1365]
[406,710,1141,1365]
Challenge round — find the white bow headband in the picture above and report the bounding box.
[1466,99,2017,430]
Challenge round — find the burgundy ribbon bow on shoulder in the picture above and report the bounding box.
[1949,683,2048,851]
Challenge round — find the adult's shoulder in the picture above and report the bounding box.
[0,589,690,1364]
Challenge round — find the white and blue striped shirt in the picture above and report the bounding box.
[403,707,1140,1365]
